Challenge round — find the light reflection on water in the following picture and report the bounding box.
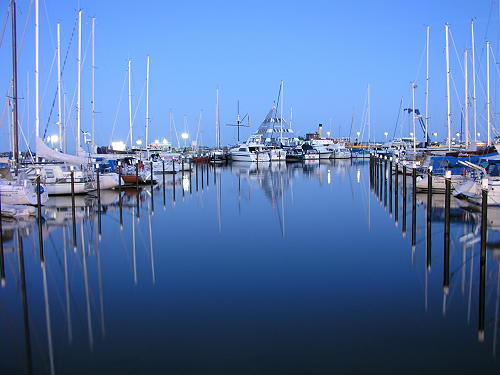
[0,159,500,374]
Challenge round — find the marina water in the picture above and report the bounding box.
[1,160,499,374]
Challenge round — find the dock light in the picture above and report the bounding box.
[162,138,168,145]
[410,132,414,137]
[95,163,99,169]
[181,132,189,140]
[384,131,388,140]
[482,178,489,190]
[70,165,74,171]
[356,131,360,137]
[477,132,481,138]
[112,141,126,151]
[456,132,460,138]
[389,157,393,162]
[136,139,143,146]
[154,139,160,145]
[117,161,121,166]
[326,131,331,138]
[428,165,433,172]
[445,170,451,179]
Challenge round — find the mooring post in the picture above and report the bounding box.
[426,165,433,271]
[172,160,176,203]
[96,164,101,238]
[395,158,399,223]
[384,156,388,207]
[36,175,44,261]
[411,162,417,248]
[0,189,3,285]
[196,163,199,192]
[389,157,393,214]
[135,162,139,190]
[402,161,407,236]
[70,168,77,249]
[118,161,122,192]
[150,161,155,213]
[443,170,451,294]
[479,177,488,342]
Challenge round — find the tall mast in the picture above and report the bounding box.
[487,41,491,145]
[145,55,150,156]
[91,17,95,150]
[445,23,451,151]
[464,49,469,148]
[128,59,133,148]
[11,0,19,167]
[216,88,220,148]
[35,0,39,146]
[280,80,284,145]
[425,25,430,146]
[76,10,82,152]
[367,84,371,144]
[471,20,477,144]
[57,23,62,151]
[411,82,417,153]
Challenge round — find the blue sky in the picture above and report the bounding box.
[0,0,498,151]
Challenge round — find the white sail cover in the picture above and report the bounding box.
[36,137,92,165]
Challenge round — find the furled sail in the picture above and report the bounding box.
[36,137,92,165]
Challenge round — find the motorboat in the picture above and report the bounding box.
[229,144,270,162]
[24,164,95,195]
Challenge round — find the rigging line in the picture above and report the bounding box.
[449,29,464,77]
[414,38,427,84]
[392,97,403,139]
[42,11,78,139]
[131,79,147,137]
[0,4,9,51]
[42,0,55,49]
[109,68,128,144]
[40,49,57,139]
[450,73,464,120]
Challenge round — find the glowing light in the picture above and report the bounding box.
[181,132,189,140]
[111,141,126,151]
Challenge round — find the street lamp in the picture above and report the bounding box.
[181,132,189,148]
[136,139,143,146]
[432,132,438,137]
[384,131,388,141]
[409,132,414,137]
[326,131,331,138]
[162,138,168,146]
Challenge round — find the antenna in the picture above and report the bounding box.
[226,99,249,143]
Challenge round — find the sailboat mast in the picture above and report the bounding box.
[128,59,133,148]
[367,84,371,144]
[11,0,19,167]
[425,25,430,146]
[76,10,82,152]
[57,23,62,151]
[280,80,284,145]
[471,20,477,145]
[216,88,220,148]
[487,41,491,145]
[35,0,39,153]
[464,49,469,148]
[445,23,451,151]
[145,55,150,157]
[91,17,95,150]
[411,82,417,153]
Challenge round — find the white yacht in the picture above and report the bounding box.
[268,148,287,161]
[328,144,351,159]
[229,144,270,162]
[25,164,95,195]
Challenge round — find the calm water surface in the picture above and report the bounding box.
[1,160,500,374]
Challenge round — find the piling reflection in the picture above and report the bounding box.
[370,156,500,355]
